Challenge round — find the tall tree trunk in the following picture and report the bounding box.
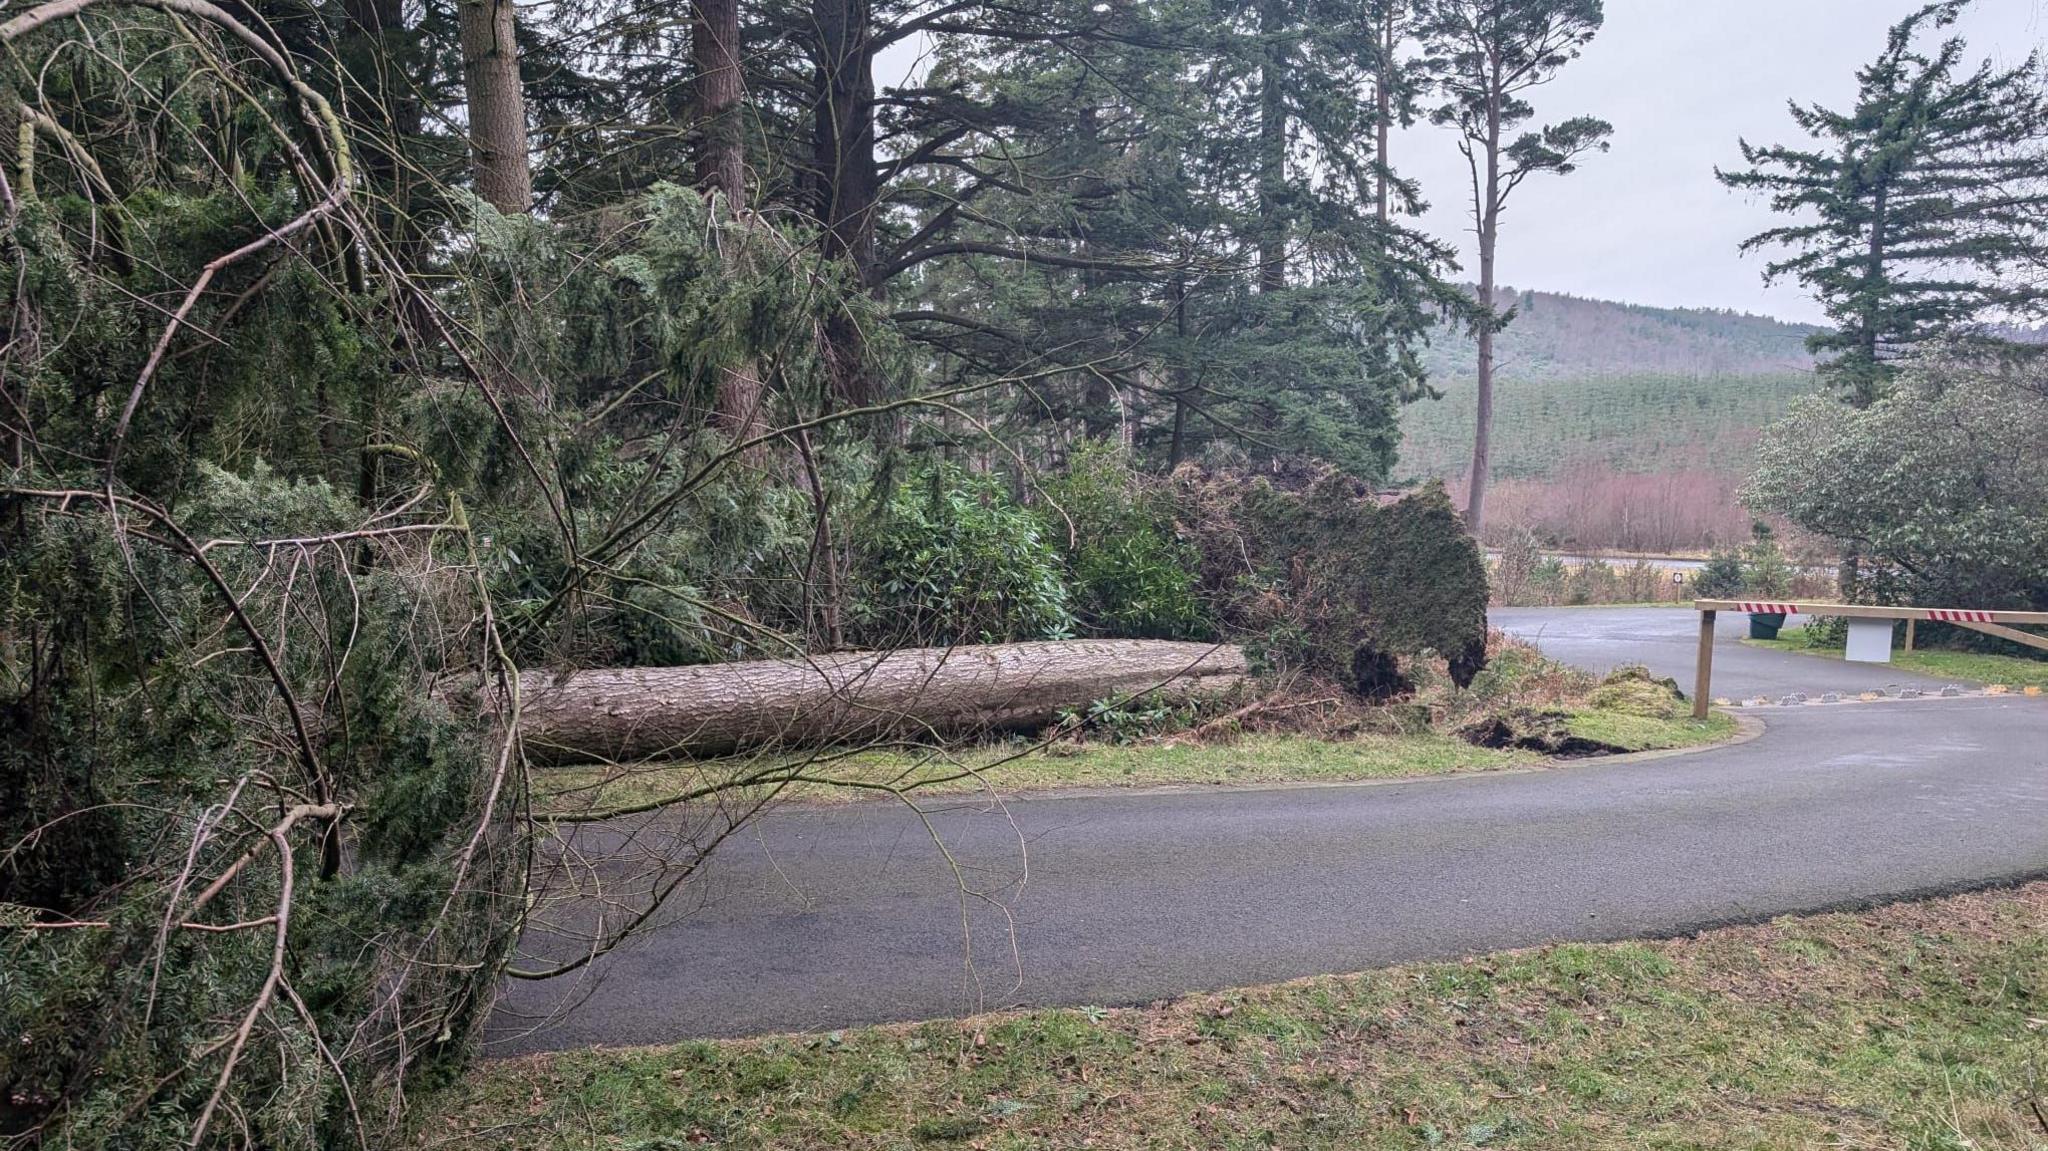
[812,0,878,402]
[1465,82,1502,536]
[1856,183,1889,406]
[693,0,744,202]
[1256,0,1287,292]
[1375,1,1394,222]
[701,0,762,440]
[1169,274,1189,466]
[813,0,876,275]
[690,0,766,438]
[456,0,531,213]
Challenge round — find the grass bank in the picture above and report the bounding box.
[425,883,2048,1150]
[1562,708,1733,752]
[534,708,1737,816]
[533,734,1522,813]
[1747,628,2048,689]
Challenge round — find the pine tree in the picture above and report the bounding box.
[1418,0,1611,534]
[1719,0,2048,405]
[1363,0,1429,223]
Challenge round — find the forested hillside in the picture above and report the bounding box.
[1399,369,1817,478]
[1395,292,1820,550]
[1418,289,1819,383]
[1401,290,1819,479]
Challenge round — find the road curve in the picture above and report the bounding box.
[1490,605,1957,700]
[491,607,2048,1053]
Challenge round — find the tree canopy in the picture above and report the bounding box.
[1415,0,1611,532]
[0,0,1521,1139]
[1745,345,2048,609]
[1720,0,2048,404]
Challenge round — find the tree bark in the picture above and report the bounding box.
[1464,61,1502,536]
[810,0,879,403]
[512,640,1248,764]
[1256,0,1287,292]
[688,0,766,437]
[1375,1,1394,223]
[456,0,530,213]
[813,0,876,275]
[693,0,744,202]
[341,0,421,237]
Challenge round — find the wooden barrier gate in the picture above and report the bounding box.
[1689,599,2048,719]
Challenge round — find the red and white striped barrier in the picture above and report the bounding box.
[1721,602,1996,619]
[1690,599,2048,716]
[1699,599,2048,625]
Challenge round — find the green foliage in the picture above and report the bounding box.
[853,463,1074,646]
[1056,694,1202,744]
[1399,370,1816,481]
[1037,445,1209,640]
[0,468,508,1150]
[1529,556,1569,604]
[1395,287,1818,486]
[1411,291,1819,385]
[1692,550,1746,599]
[1421,0,1611,183]
[1745,345,2048,610]
[1173,464,1490,690]
[1363,485,1492,679]
[865,0,1465,481]
[1719,2,2048,403]
[447,187,904,665]
[1741,522,1793,598]
[1564,558,1618,606]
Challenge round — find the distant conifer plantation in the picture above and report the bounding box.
[1399,290,1821,551]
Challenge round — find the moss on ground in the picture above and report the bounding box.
[422,884,2048,1150]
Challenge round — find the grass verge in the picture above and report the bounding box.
[533,709,1737,816]
[532,733,1531,814]
[424,883,2048,1150]
[1564,708,1736,752]
[1747,628,2048,688]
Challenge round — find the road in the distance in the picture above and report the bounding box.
[1491,606,1956,699]
[492,607,2048,1052]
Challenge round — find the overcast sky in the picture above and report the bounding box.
[1395,0,2048,322]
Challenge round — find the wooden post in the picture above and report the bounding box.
[1904,618,1916,653]
[1693,609,1716,719]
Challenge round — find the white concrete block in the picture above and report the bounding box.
[1844,616,1894,663]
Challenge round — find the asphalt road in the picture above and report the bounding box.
[1490,606,1959,700]
[492,607,2048,1052]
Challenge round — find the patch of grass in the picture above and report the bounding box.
[1564,708,1737,752]
[1747,628,2048,688]
[420,884,2048,1150]
[532,734,1537,815]
[534,708,1742,817]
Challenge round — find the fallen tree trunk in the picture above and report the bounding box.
[513,639,1248,765]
